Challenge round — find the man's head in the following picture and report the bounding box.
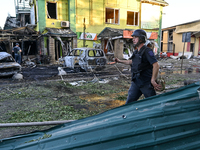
[16,43,19,46]
[131,29,147,47]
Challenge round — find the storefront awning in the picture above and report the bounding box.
[123,30,133,38]
[147,32,158,39]
[98,27,158,40]
[175,20,200,33]
[46,28,77,37]
[123,30,158,39]
[97,27,123,39]
[192,31,200,38]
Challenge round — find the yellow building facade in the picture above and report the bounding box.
[162,20,200,57]
[75,0,167,48]
[31,0,168,63]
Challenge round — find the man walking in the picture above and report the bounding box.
[115,29,161,104]
[12,43,22,64]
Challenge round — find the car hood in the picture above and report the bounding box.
[0,52,12,60]
[0,62,21,69]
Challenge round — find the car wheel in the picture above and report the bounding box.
[96,58,101,65]
[100,58,106,65]
[74,66,81,73]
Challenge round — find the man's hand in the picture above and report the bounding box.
[151,79,162,91]
[151,62,162,91]
[114,58,132,65]
[114,58,120,63]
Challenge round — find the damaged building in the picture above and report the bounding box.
[97,27,159,61]
[1,0,169,65]
[162,20,200,58]
[30,0,77,64]
[1,0,77,65]
[75,0,168,60]
[0,25,40,63]
[0,0,40,64]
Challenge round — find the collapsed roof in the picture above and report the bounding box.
[0,25,39,43]
[45,28,77,37]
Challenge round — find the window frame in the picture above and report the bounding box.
[126,11,139,26]
[88,50,104,57]
[74,50,83,56]
[69,50,75,56]
[46,2,57,19]
[105,8,120,25]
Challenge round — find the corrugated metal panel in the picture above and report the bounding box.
[46,28,77,37]
[98,27,124,38]
[0,82,200,150]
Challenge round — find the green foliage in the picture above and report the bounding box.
[114,94,128,101]
[0,79,129,125]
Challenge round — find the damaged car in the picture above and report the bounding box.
[0,52,21,77]
[61,48,107,72]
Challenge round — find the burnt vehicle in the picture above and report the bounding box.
[62,48,107,72]
[0,52,21,77]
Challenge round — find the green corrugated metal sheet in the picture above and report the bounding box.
[0,82,200,150]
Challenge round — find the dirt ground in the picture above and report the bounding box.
[0,58,200,139]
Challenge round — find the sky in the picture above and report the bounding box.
[162,0,200,28]
[0,0,16,29]
[0,0,200,29]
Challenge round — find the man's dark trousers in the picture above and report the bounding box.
[126,81,156,104]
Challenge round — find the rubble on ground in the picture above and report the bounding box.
[12,73,23,80]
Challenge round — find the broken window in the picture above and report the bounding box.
[88,50,104,57]
[168,30,173,41]
[190,43,194,53]
[168,42,173,52]
[0,56,15,63]
[95,50,103,57]
[88,50,94,57]
[25,14,30,24]
[23,41,37,55]
[105,8,119,24]
[69,50,75,56]
[69,49,83,56]
[47,2,57,19]
[127,11,139,26]
[74,50,83,56]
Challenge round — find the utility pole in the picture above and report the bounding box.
[157,7,163,55]
[83,18,86,47]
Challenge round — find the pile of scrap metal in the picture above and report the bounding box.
[170,52,193,59]
[0,52,21,77]
[23,58,36,67]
